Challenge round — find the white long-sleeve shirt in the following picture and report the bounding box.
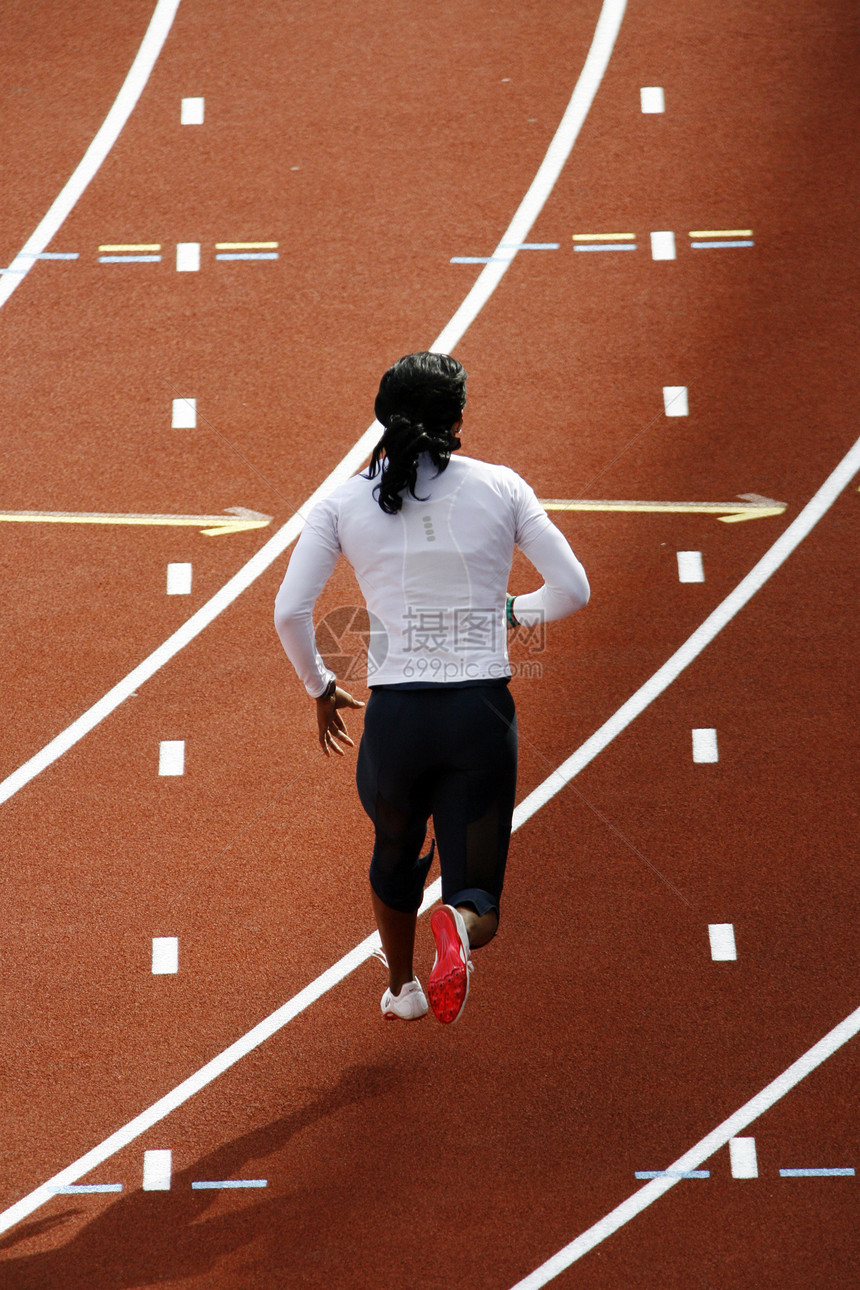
[274,453,589,695]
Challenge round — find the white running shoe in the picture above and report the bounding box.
[381,977,429,1021]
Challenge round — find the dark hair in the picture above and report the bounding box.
[365,351,466,514]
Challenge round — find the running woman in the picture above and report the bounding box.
[274,352,589,1024]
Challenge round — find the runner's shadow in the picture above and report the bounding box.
[0,1060,392,1289]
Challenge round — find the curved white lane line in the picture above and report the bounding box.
[0,0,182,310]
[0,0,628,807]
[510,1001,860,1288]
[432,0,629,353]
[0,437,856,1239]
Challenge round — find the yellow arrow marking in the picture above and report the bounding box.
[539,494,786,524]
[0,506,273,537]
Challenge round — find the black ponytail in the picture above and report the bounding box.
[365,352,466,515]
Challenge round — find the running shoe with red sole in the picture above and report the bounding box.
[428,905,472,1024]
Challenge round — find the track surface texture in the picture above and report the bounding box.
[1,1,858,1286]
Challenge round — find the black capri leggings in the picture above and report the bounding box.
[356,683,518,919]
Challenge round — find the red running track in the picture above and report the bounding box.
[1,0,858,1285]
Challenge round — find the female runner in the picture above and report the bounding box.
[274,352,589,1024]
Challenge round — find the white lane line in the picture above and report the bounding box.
[729,1136,758,1178]
[0,0,181,311]
[0,0,629,810]
[53,1183,123,1194]
[431,0,628,354]
[158,740,185,776]
[180,96,204,125]
[650,230,676,260]
[191,1179,267,1189]
[708,923,736,961]
[172,397,197,428]
[640,86,665,113]
[508,1003,860,1288]
[142,1150,172,1191]
[1,437,858,1239]
[677,551,704,583]
[692,727,718,763]
[176,242,200,272]
[166,562,192,595]
[663,385,688,416]
[152,937,178,974]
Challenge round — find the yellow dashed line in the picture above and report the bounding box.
[572,233,636,241]
[214,242,279,249]
[688,230,752,238]
[98,243,161,251]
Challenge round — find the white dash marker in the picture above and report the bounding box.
[142,1149,172,1191]
[171,397,197,428]
[692,727,719,763]
[677,551,705,583]
[180,97,205,125]
[650,230,676,261]
[663,385,689,417]
[729,1136,758,1178]
[176,242,200,272]
[640,86,665,114]
[158,740,185,776]
[166,562,192,595]
[152,937,178,974]
[709,923,737,961]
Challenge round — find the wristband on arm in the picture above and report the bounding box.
[505,594,519,629]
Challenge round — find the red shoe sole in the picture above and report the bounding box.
[428,907,469,1024]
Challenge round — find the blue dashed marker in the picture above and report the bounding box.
[635,1170,710,1179]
